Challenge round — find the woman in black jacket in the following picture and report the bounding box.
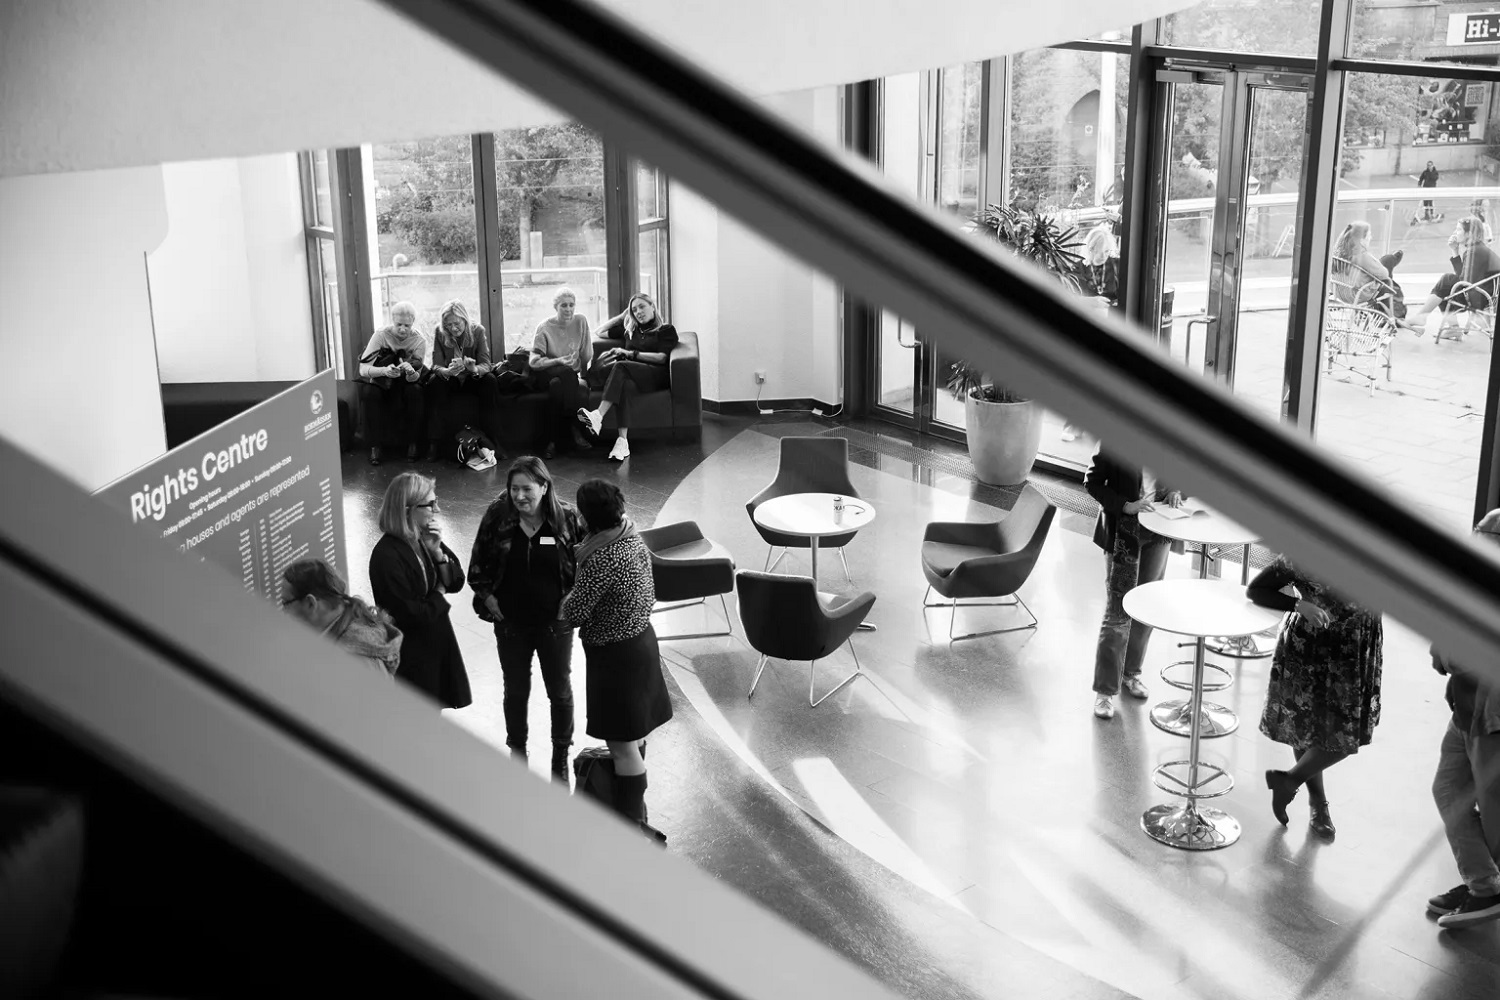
[1086,447,1182,720]
[562,480,673,832]
[369,471,472,708]
[467,456,585,780]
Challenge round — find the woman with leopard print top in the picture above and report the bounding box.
[562,479,673,828]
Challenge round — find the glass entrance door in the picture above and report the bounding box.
[1151,69,1311,421]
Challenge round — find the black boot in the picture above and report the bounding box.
[368,446,383,466]
[1266,769,1300,826]
[551,745,570,785]
[613,772,647,823]
[508,744,528,763]
[1309,798,1336,840]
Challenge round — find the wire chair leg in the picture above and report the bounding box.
[748,653,770,699]
[764,547,787,572]
[837,547,853,584]
[809,640,864,707]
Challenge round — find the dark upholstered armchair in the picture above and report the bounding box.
[736,571,875,707]
[920,483,1056,641]
[745,436,861,579]
[588,316,702,440]
[639,520,736,640]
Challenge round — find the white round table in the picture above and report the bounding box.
[753,492,876,583]
[1141,500,1273,661]
[1123,579,1283,851]
[1139,501,1267,738]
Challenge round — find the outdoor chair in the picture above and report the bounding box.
[639,520,736,640]
[920,483,1056,642]
[1434,273,1499,348]
[735,570,875,707]
[746,436,861,581]
[1323,302,1396,394]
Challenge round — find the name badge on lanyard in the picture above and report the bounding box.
[539,536,556,546]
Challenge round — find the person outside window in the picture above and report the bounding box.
[468,456,585,781]
[1414,161,1442,223]
[576,292,677,462]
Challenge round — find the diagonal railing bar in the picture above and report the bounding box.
[380,0,1500,680]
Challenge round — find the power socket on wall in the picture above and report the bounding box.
[754,370,766,384]
[755,370,771,414]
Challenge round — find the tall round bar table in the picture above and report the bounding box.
[1123,579,1283,850]
[1138,502,1261,738]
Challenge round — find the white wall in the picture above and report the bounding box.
[149,154,315,383]
[0,167,168,490]
[670,87,844,405]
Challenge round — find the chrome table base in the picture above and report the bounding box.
[1150,698,1239,738]
[1142,803,1242,851]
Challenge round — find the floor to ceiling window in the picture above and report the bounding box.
[307,129,661,374]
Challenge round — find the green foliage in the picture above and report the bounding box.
[949,204,1086,403]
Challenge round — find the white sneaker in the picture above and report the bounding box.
[1121,676,1149,700]
[608,437,631,461]
[577,407,603,438]
[1093,695,1115,720]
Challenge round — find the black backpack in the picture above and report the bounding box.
[572,747,666,846]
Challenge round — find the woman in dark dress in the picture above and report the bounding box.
[1249,556,1382,840]
[576,292,677,462]
[561,480,673,829]
[369,471,472,709]
[467,456,585,781]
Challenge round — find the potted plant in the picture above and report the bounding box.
[948,203,1086,486]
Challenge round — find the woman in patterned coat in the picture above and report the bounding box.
[561,479,673,827]
[1248,557,1383,840]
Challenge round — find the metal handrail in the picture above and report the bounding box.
[380,0,1500,681]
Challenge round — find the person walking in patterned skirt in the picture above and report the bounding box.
[562,479,673,833]
[1249,557,1383,841]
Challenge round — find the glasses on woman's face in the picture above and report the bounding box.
[410,498,440,513]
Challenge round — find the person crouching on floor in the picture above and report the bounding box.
[561,479,673,830]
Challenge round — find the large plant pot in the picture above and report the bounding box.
[963,393,1043,486]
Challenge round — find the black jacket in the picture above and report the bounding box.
[370,534,472,709]
[467,497,585,622]
[1085,449,1176,552]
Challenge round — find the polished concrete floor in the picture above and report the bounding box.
[338,414,1500,1000]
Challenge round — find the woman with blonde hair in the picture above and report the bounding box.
[369,472,471,707]
[281,557,403,676]
[424,299,499,462]
[357,301,428,465]
[530,286,594,459]
[577,291,677,462]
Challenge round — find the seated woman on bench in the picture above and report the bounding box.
[425,300,498,462]
[1407,216,1500,334]
[530,286,594,460]
[577,292,677,462]
[357,300,427,466]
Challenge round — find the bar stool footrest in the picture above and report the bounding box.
[1151,698,1239,738]
[1152,759,1234,799]
[1159,659,1233,692]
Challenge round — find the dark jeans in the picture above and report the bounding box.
[358,379,426,449]
[496,619,575,749]
[531,366,586,449]
[424,375,499,447]
[598,360,669,428]
[1433,720,1500,893]
[1093,517,1170,695]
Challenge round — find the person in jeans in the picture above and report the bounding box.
[467,455,585,781]
[577,292,677,462]
[1427,509,1500,930]
[1086,447,1181,720]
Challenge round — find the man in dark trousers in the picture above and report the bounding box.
[1417,161,1442,223]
